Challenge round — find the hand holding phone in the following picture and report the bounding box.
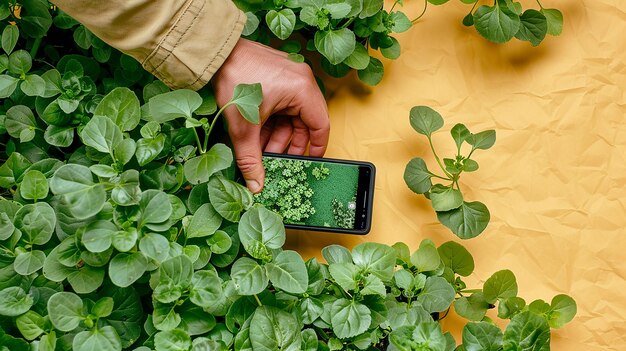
[254,153,375,234]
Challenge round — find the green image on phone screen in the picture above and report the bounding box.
[255,156,360,229]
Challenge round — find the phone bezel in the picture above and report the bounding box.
[261,152,376,235]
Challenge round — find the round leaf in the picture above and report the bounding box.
[73,326,122,351]
[239,206,285,257]
[14,250,46,276]
[331,298,371,339]
[483,269,518,304]
[409,106,444,136]
[266,9,296,40]
[231,257,268,295]
[548,294,577,328]
[417,276,456,313]
[430,186,463,212]
[436,201,490,239]
[0,286,33,317]
[47,292,83,331]
[314,28,356,65]
[79,115,123,154]
[208,176,254,222]
[14,202,56,245]
[462,322,503,351]
[437,241,474,276]
[94,87,141,131]
[108,252,148,287]
[184,143,233,185]
[473,1,521,43]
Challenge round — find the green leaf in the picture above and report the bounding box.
[138,189,172,227]
[148,89,203,122]
[515,9,547,46]
[80,115,123,154]
[16,310,45,340]
[14,250,46,275]
[267,250,308,294]
[189,270,223,308]
[328,262,359,291]
[403,157,434,194]
[47,292,83,331]
[410,241,441,272]
[187,203,222,238]
[409,106,444,136]
[160,255,193,288]
[331,298,371,339]
[0,74,19,97]
[542,8,563,36]
[437,241,474,276]
[239,206,285,258]
[357,56,384,86]
[298,298,324,325]
[41,100,70,126]
[139,233,170,263]
[454,292,489,321]
[548,294,577,328]
[250,306,302,351]
[92,297,114,318]
[208,176,254,222]
[0,152,31,188]
[109,252,148,287]
[5,105,37,141]
[352,242,395,281]
[67,264,105,294]
[498,296,526,319]
[21,74,46,96]
[73,326,122,351]
[266,9,296,40]
[314,28,356,65]
[14,202,56,245]
[94,87,141,131]
[428,0,450,4]
[483,269,518,304]
[184,143,233,184]
[360,0,384,18]
[110,169,141,206]
[503,311,550,351]
[436,201,490,239]
[231,257,268,295]
[473,1,521,43]
[229,83,263,124]
[243,12,260,36]
[322,244,353,264]
[8,50,32,75]
[380,37,401,60]
[41,69,62,97]
[361,274,386,297]
[19,169,49,200]
[82,220,117,252]
[2,25,18,54]
[155,329,192,351]
[0,286,33,316]
[206,230,232,254]
[417,276,456,313]
[391,11,412,33]
[343,42,370,70]
[451,123,471,150]
[430,186,464,212]
[136,134,166,166]
[390,322,447,351]
[462,322,503,351]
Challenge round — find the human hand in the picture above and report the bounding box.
[212,38,330,194]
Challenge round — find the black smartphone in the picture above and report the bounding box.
[254,153,375,234]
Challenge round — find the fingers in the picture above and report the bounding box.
[288,117,309,155]
[225,109,265,194]
[292,81,330,157]
[265,117,293,153]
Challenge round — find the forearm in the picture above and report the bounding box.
[51,0,245,90]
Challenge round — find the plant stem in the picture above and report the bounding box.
[204,103,231,151]
[253,294,263,307]
[536,0,544,9]
[193,128,204,154]
[427,135,453,179]
[30,37,43,58]
[411,0,428,23]
[340,17,355,29]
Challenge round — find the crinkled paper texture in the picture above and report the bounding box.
[285,0,626,349]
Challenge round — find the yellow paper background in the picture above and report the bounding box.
[285,0,626,349]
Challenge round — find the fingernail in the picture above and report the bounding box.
[247,180,261,193]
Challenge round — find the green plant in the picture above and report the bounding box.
[312,164,330,180]
[254,157,316,223]
[404,106,494,239]
[0,2,576,350]
[235,0,564,87]
[331,198,356,229]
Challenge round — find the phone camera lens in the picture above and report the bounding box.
[361,214,366,218]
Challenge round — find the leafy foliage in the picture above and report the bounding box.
[0,2,574,350]
[404,106,494,239]
[235,0,563,87]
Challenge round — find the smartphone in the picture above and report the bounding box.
[254,153,375,234]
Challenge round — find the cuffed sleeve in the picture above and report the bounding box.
[51,0,246,90]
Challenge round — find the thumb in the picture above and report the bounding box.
[230,127,265,194]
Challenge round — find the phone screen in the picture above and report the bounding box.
[255,154,374,233]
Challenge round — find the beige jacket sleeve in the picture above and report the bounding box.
[50,0,246,90]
